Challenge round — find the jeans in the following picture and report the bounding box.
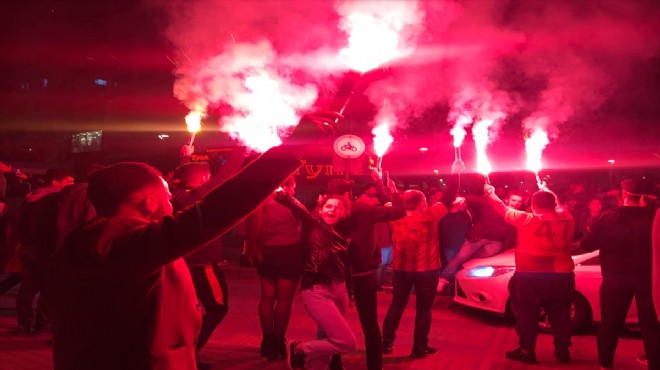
[382,270,439,352]
[509,272,575,352]
[440,239,503,280]
[597,276,660,369]
[353,273,382,370]
[299,281,356,370]
[375,246,392,286]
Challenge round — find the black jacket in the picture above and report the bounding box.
[338,194,405,275]
[581,206,655,280]
[275,192,350,287]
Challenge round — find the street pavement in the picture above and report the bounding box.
[0,266,646,370]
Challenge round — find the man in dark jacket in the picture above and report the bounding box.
[581,178,660,370]
[43,112,338,370]
[329,173,405,370]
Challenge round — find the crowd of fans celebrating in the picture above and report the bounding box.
[0,114,659,370]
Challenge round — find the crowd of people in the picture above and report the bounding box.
[0,112,659,370]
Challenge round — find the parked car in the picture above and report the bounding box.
[453,249,638,332]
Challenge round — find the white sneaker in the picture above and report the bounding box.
[436,278,449,293]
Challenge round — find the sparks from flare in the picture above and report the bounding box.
[450,114,471,148]
[449,113,471,175]
[372,124,394,171]
[337,0,420,73]
[525,127,549,186]
[176,41,317,153]
[472,118,494,183]
[329,1,420,124]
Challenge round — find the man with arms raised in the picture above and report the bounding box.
[484,183,575,365]
[44,112,338,370]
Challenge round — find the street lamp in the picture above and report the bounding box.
[608,159,615,187]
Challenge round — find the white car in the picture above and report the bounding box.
[453,249,638,332]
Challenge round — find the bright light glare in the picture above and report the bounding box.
[466,266,515,278]
[185,111,203,134]
[470,267,494,277]
[419,147,428,152]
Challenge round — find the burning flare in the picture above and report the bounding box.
[185,108,205,146]
[372,125,393,159]
[525,127,549,184]
[174,41,318,152]
[472,118,494,179]
[185,110,203,134]
[372,102,396,170]
[450,113,471,175]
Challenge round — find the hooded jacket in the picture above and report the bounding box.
[44,145,302,370]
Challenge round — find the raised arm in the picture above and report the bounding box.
[273,189,313,223]
[483,184,509,217]
[132,112,341,268]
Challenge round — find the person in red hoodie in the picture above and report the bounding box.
[43,112,339,370]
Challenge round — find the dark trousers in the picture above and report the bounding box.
[382,270,439,352]
[16,258,48,330]
[189,263,229,352]
[353,272,382,370]
[597,276,660,369]
[509,272,575,352]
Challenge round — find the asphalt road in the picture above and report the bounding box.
[0,267,646,370]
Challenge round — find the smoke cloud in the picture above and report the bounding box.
[158,0,660,148]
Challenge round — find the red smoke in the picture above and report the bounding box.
[158,0,660,168]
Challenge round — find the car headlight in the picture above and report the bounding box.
[465,266,515,278]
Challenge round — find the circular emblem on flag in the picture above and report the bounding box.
[333,135,365,159]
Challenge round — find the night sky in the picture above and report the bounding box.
[1,0,659,174]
